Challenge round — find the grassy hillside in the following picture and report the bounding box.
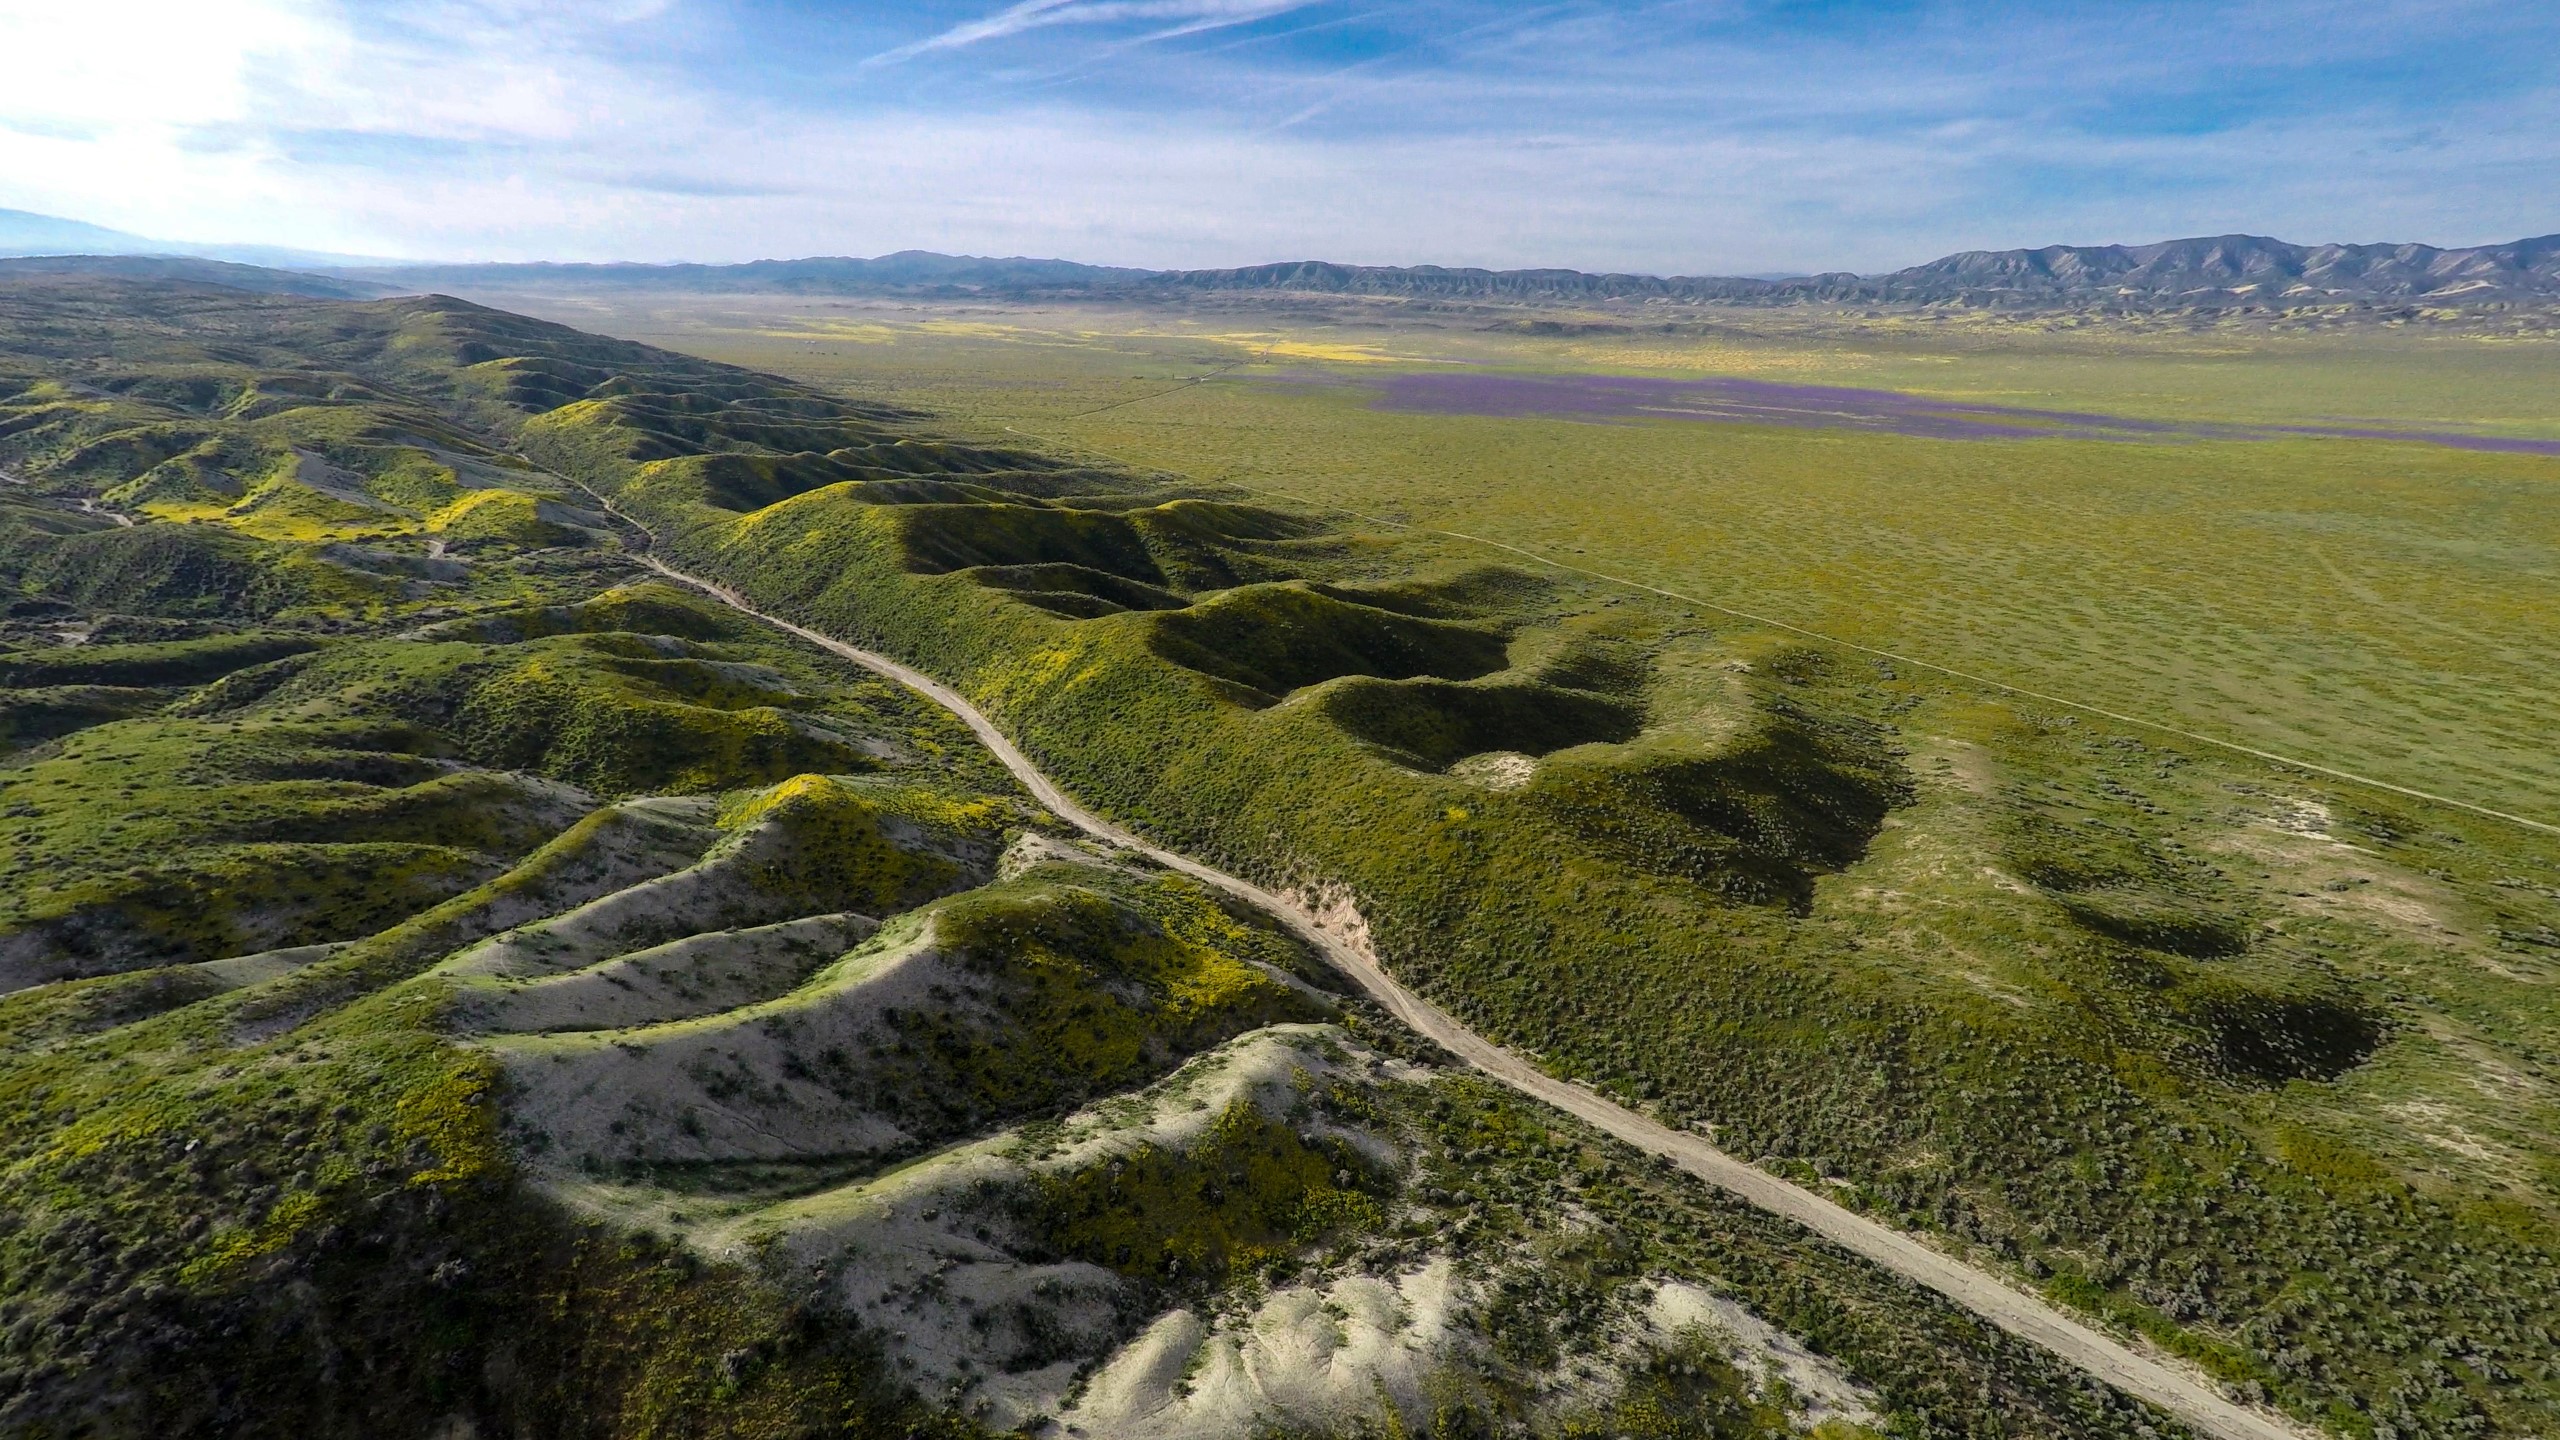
[547,295,2560,825]
[0,279,2217,1438]
[476,298,2560,1440]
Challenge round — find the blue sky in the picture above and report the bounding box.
[0,0,2553,270]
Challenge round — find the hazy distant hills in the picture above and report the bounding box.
[1133,234,2560,306]
[344,233,2560,309]
[0,253,393,300]
[1126,260,1781,303]
[4,201,2556,309]
[355,250,1151,295]
[1859,233,2560,305]
[0,209,152,258]
[0,207,389,273]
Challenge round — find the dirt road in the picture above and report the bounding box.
[636,555,2309,1440]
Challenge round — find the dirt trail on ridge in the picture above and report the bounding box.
[635,555,2309,1440]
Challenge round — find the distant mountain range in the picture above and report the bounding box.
[0,208,391,273]
[1842,234,2560,306]
[0,253,392,300]
[3,204,2554,309]
[338,234,2560,309]
[348,251,1154,296]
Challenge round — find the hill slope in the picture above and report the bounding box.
[501,286,2560,1438]
[1862,233,2560,305]
[0,276,2205,1439]
[0,277,2554,1438]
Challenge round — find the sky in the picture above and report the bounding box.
[0,0,2554,273]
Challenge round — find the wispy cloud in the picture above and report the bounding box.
[865,0,1314,66]
[1252,4,1575,133]
[0,0,2552,269]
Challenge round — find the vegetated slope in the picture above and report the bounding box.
[471,295,2560,1439]
[0,279,2198,1439]
[0,571,1045,1433]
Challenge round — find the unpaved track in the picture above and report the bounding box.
[638,555,2308,1440]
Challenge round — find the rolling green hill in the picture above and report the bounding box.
[511,291,2560,1440]
[0,273,2552,1440]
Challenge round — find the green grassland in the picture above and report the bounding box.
[532,307,2558,972]
[450,287,2560,1440]
[0,277,2203,1439]
[517,293,2560,830]
[465,288,2560,440]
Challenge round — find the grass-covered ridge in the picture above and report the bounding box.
[0,585,1034,1432]
[0,275,1078,1428]
[0,276,2170,1439]
[464,288,2560,1440]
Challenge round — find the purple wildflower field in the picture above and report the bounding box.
[1361,371,2560,455]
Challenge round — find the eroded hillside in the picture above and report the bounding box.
[0,274,2553,1440]
[491,283,2558,1440]
[0,276,2162,1440]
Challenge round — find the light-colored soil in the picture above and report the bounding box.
[1449,751,1537,789]
[449,911,876,1033]
[480,837,1319,1177]
[193,942,349,989]
[489,914,959,1170]
[675,1024,1401,1430]
[1064,1260,1467,1439]
[2210,797,2472,949]
[440,806,857,983]
[1648,1281,1880,1428]
[475,796,728,938]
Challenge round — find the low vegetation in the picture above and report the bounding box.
[496,286,2557,1440]
[0,274,2550,1439]
[0,275,2234,1439]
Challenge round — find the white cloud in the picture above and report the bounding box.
[0,0,336,130]
[0,0,2551,270]
[0,0,705,252]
